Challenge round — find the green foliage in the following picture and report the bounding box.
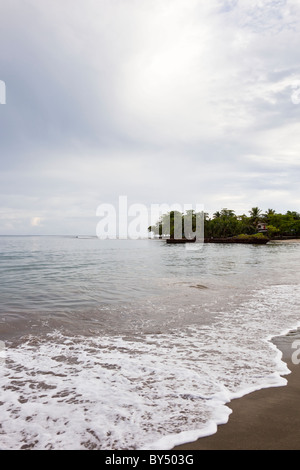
[237,233,268,239]
[266,225,280,237]
[249,207,262,227]
[266,213,300,236]
[148,207,300,239]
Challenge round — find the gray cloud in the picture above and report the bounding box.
[0,0,300,234]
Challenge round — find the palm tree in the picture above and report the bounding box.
[286,211,300,220]
[266,208,276,216]
[263,208,276,223]
[220,208,235,218]
[249,207,262,227]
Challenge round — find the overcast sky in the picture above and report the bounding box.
[0,0,300,235]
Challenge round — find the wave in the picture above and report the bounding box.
[1,284,299,450]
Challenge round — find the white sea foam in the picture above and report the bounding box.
[0,284,300,450]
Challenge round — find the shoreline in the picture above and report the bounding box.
[269,239,300,243]
[173,329,300,450]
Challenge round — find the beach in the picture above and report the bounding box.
[174,330,300,450]
[1,237,300,449]
[269,239,300,244]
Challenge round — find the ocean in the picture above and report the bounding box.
[0,236,300,449]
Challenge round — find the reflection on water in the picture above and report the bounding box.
[0,236,300,450]
[0,236,299,340]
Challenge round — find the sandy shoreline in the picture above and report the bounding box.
[174,329,300,450]
[269,239,300,243]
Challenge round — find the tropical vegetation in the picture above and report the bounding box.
[148,207,300,239]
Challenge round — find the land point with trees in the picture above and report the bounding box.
[148,207,300,240]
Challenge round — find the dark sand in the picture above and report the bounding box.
[174,330,300,450]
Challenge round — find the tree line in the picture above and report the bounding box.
[148,207,300,239]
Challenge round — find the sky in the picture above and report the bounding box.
[0,0,300,235]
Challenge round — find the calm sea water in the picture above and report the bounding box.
[0,236,300,449]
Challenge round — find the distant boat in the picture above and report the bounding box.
[76,236,96,239]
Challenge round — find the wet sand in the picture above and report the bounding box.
[174,330,300,450]
[269,239,300,244]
